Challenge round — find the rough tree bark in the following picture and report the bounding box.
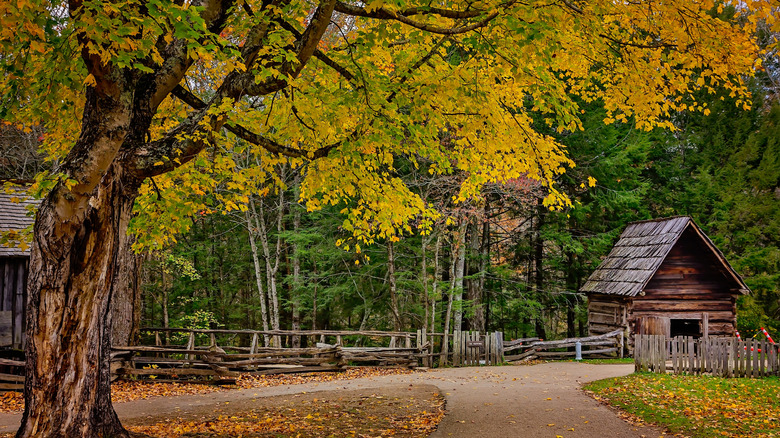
[110,215,141,347]
[21,162,140,438]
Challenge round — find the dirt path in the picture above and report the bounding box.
[0,362,668,437]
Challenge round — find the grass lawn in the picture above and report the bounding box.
[584,372,780,438]
[574,358,634,365]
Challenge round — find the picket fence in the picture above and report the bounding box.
[635,334,780,377]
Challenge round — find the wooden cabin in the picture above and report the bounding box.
[581,217,750,341]
[0,189,36,349]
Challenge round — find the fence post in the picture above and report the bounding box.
[497,331,504,363]
[186,332,195,362]
[453,330,460,366]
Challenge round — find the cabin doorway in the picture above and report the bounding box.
[670,319,701,338]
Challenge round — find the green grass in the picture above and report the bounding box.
[584,373,780,438]
[573,357,634,365]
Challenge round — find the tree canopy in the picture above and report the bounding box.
[3,0,773,240]
[0,0,777,436]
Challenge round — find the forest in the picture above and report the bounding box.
[3,1,780,436]
[4,73,778,343]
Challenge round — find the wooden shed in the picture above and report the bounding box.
[581,216,750,341]
[0,189,36,349]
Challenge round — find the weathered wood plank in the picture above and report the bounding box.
[631,300,733,312]
[117,368,240,377]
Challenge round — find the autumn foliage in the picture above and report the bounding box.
[586,372,780,438]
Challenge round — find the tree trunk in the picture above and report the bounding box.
[565,251,577,339]
[421,236,429,333]
[291,174,302,348]
[387,240,402,332]
[478,211,490,330]
[466,211,488,332]
[453,217,467,331]
[533,199,547,340]
[254,190,284,346]
[110,218,141,347]
[431,234,441,333]
[246,206,270,345]
[19,163,136,438]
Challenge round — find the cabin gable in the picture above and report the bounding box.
[583,217,749,340]
[631,226,739,337]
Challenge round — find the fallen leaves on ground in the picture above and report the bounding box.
[237,367,416,389]
[585,373,780,438]
[0,367,419,413]
[127,386,444,438]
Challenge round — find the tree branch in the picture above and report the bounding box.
[170,85,339,160]
[334,1,504,35]
[335,2,500,35]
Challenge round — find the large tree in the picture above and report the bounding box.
[0,0,774,436]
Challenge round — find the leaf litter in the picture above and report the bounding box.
[0,368,443,437]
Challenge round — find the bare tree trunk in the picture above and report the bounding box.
[533,199,547,340]
[312,260,318,331]
[478,208,489,327]
[291,174,302,348]
[254,188,284,346]
[453,217,467,331]
[387,240,402,332]
[20,162,135,438]
[421,236,429,332]
[440,233,457,366]
[466,214,486,332]
[246,206,270,345]
[431,234,441,333]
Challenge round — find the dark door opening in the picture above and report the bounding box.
[670,319,701,338]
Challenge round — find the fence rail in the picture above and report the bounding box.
[504,329,624,362]
[635,335,780,377]
[0,327,629,389]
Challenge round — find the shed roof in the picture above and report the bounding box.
[580,216,750,297]
[0,188,37,257]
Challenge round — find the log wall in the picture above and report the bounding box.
[587,294,629,336]
[632,228,738,337]
[0,257,26,349]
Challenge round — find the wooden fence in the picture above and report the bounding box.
[504,329,624,362]
[635,335,780,377]
[450,331,504,366]
[114,328,433,382]
[0,327,630,389]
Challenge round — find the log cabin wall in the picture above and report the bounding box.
[631,227,738,337]
[0,189,36,350]
[587,293,629,336]
[581,217,749,345]
[0,257,27,349]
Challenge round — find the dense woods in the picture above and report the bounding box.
[1,0,777,436]
[132,77,780,343]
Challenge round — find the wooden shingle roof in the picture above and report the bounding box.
[580,216,750,297]
[0,188,37,257]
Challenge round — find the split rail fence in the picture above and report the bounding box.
[635,334,780,377]
[503,329,624,362]
[107,327,625,383]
